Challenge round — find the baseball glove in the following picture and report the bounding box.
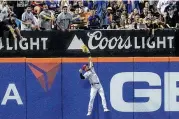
[81,45,90,53]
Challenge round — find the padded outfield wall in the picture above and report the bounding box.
[1,57,179,119]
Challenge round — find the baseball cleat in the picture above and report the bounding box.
[87,112,91,116]
[104,109,110,112]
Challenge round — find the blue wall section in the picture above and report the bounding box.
[0,63,26,119]
[97,62,134,119]
[26,63,62,119]
[1,58,179,119]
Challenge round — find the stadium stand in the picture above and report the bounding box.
[0,0,178,31]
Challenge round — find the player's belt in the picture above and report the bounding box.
[91,83,99,85]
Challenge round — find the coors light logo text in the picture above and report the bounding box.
[87,31,174,50]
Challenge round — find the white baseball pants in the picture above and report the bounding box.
[88,84,107,112]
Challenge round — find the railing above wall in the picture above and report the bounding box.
[0,29,178,57]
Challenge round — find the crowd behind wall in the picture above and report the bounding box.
[0,0,178,31]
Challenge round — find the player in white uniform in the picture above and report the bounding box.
[79,56,109,116]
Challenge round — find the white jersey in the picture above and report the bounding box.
[157,0,171,15]
[84,67,100,84]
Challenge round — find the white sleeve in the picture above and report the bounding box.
[89,61,93,68]
[83,72,89,79]
[21,13,26,22]
[157,0,162,9]
[90,67,96,74]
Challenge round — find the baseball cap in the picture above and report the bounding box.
[63,3,68,8]
[107,7,112,10]
[82,64,88,70]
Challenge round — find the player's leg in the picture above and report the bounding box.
[98,87,109,112]
[87,87,98,115]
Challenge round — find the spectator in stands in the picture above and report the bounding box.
[0,0,178,31]
[125,18,134,29]
[70,7,90,29]
[56,5,72,31]
[21,6,40,31]
[88,10,100,29]
[140,7,148,18]
[134,14,140,23]
[7,7,14,17]
[81,1,89,12]
[78,1,87,12]
[144,1,150,10]
[80,7,90,25]
[94,1,108,27]
[113,9,121,25]
[119,12,127,28]
[165,6,179,28]
[107,20,118,29]
[145,10,154,20]
[71,7,83,29]
[157,0,171,16]
[121,2,127,12]
[60,0,69,11]
[0,14,22,40]
[39,5,54,30]
[111,1,119,13]
[0,1,9,21]
[7,8,21,29]
[45,0,59,11]
[106,7,113,25]
[72,7,82,23]
[129,8,139,21]
[31,1,44,15]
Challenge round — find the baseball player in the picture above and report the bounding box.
[79,56,110,116]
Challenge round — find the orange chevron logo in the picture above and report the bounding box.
[28,63,60,92]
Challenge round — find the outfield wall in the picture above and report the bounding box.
[1,57,179,119]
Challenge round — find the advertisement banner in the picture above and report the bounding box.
[1,57,179,119]
[0,29,177,57]
[67,30,175,56]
